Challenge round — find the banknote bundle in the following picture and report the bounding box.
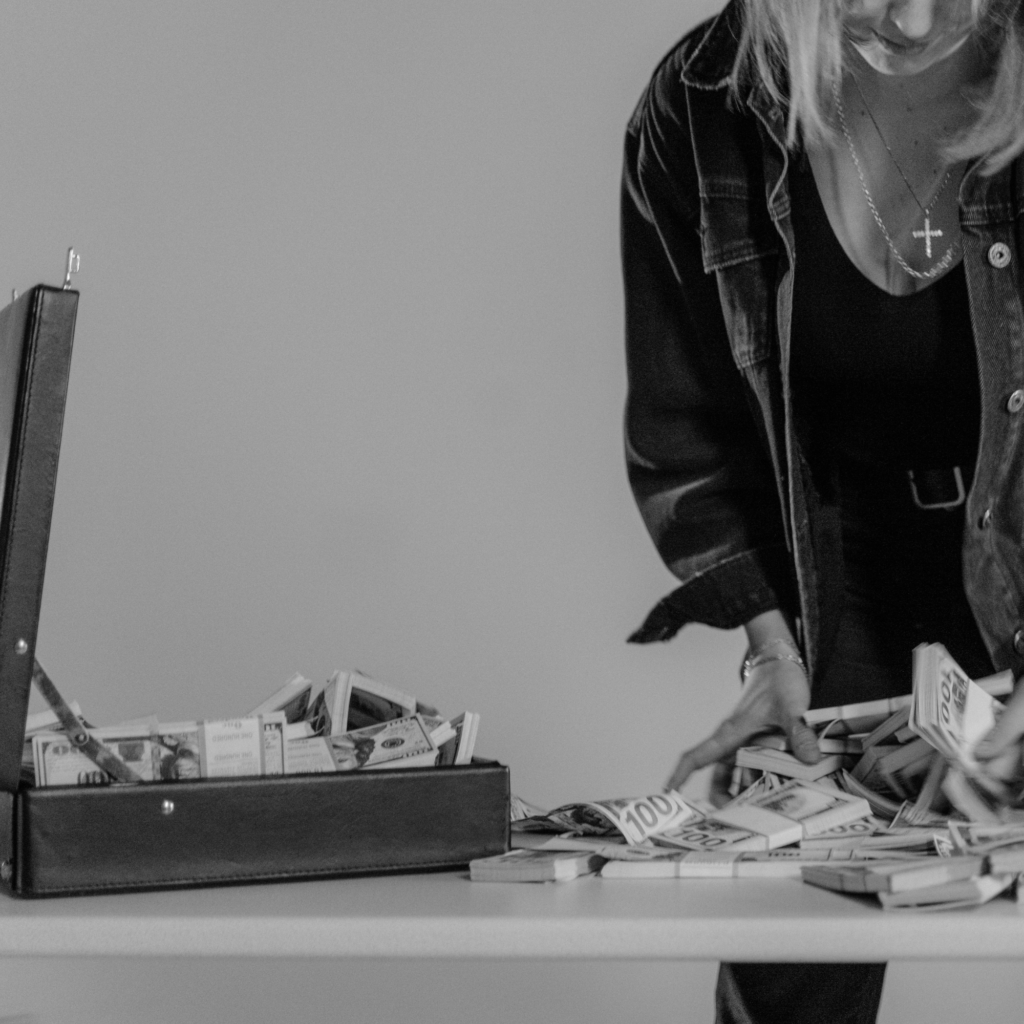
[729,651,1017,828]
[512,792,695,845]
[498,646,1024,909]
[799,856,1017,910]
[601,847,901,879]
[506,783,1024,908]
[470,849,605,882]
[26,665,481,787]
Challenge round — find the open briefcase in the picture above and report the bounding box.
[0,262,510,897]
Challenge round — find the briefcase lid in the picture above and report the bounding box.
[0,283,79,793]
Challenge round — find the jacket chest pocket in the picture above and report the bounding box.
[699,189,780,369]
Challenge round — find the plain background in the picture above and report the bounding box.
[0,2,1021,1021]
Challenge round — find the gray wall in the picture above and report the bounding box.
[0,3,1019,1021]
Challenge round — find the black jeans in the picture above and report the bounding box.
[716,963,887,1024]
[716,475,993,1024]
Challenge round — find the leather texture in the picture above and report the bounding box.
[0,288,78,793]
[7,761,510,897]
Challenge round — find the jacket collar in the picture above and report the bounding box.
[681,1,790,153]
[679,0,743,91]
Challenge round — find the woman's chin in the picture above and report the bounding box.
[849,33,971,76]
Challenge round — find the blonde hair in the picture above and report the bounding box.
[732,0,1024,174]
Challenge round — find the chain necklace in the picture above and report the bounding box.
[832,76,958,281]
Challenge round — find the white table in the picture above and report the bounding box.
[0,870,1021,962]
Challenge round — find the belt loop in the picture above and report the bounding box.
[908,467,966,510]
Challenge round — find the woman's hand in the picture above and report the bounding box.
[973,681,1024,787]
[666,657,822,800]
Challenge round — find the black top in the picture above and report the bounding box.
[789,155,980,474]
[789,156,993,696]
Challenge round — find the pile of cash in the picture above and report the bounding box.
[27,668,480,787]
[476,644,1024,910]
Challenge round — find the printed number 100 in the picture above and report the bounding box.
[622,795,675,834]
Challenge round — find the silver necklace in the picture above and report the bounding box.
[850,75,958,258]
[832,76,958,281]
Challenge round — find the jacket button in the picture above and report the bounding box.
[1009,390,1024,413]
[979,508,993,529]
[988,242,1012,269]
[1015,629,1024,656]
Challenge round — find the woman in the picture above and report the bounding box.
[622,1,1024,1021]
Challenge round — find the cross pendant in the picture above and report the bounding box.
[913,217,943,259]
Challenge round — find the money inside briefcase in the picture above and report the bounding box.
[0,269,509,897]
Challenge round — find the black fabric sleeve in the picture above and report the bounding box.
[621,63,796,642]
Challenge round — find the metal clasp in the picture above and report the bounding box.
[63,248,80,290]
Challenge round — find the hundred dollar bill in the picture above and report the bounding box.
[33,720,211,786]
[714,779,871,846]
[910,644,1003,775]
[33,728,156,786]
[24,701,87,779]
[652,816,770,852]
[286,714,436,774]
[512,793,695,846]
[151,722,202,780]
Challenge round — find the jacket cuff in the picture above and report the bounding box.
[628,546,795,642]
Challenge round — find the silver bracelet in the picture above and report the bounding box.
[741,639,807,682]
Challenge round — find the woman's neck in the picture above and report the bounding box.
[848,34,990,118]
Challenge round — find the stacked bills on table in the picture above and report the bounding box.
[470,849,604,882]
[498,647,1024,910]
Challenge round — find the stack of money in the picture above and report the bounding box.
[26,666,481,787]
[800,855,1015,910]
[602,847,900,880]
[470,849,604,882]
[502,646,1024,910]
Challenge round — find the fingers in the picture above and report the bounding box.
[666,718,750,792]
[788,720,823,765]
[668,657,814,793]
[976,686,1024,761]
[708,761,734,808]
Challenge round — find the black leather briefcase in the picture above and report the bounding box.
[0,276,509,897]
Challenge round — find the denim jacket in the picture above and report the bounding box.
[623,1,1024,681]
